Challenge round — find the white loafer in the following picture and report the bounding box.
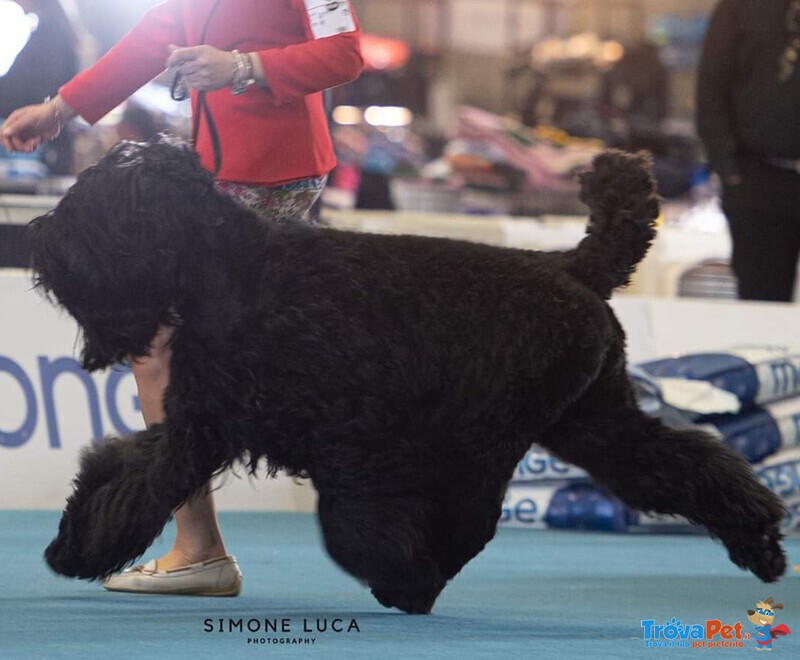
[102,555,242,596]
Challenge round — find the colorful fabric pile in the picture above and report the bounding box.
[390,106,602,215]
[449,106,601,192]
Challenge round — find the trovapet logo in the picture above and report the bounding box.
[641,598,792,651]
[641,618,749,650]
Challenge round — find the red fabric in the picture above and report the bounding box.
[59,0,363,185]
[771,624,790,638]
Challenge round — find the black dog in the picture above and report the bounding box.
[31,137,786,613]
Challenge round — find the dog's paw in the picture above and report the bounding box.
[43,482,127,579]
[44,427,193,580]
[44,520,85,578]
[723,524,786,583]
[679,438,789,582]
[371,585,436,615]
[708,484,787,582]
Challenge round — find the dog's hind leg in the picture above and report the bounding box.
[317,493,446,614]
[540,409,786,583]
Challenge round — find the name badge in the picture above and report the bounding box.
[303,1,356,40]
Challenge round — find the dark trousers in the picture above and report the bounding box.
[721,159,800,302]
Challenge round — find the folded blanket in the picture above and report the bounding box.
[629,367,735,422]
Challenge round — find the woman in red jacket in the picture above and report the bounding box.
[1,0,363,596]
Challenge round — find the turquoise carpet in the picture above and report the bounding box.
[1,511,798,659]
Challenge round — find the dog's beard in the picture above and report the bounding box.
[32,266,173,371]
[77,313,166,372]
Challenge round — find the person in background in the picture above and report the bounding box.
[696,0,800,302]
[0,0,79,174]
[116,100,167,142]
[1,0,363,596]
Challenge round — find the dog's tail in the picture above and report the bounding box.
[564,149,660,299]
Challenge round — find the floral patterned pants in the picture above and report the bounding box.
[215,175,327,223]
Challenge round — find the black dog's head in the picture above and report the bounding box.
[28,135,254,371]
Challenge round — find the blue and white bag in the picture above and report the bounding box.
[639,346,800,408]
[697,396,800,463]
[753,447,800,534]
[500,483,692,533]
[512,445,588,483]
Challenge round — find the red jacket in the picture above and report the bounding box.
[59,0,363,184]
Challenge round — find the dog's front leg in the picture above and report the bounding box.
[45,425,213,579]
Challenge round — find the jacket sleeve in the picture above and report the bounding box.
[59,0,186,124]
[256,0,363,105]
[696,0,742,180]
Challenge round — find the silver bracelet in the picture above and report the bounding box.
[44,96,64,140]
[230,50,255,95]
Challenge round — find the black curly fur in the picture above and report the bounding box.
[30,137,786,613]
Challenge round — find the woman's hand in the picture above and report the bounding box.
[1,101,61,152]
[166,44,235,92]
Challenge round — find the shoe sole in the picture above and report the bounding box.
[104,576,242,597]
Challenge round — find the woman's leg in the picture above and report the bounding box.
[130,326,227,570]
[113,178,326,576]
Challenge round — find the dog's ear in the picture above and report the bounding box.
[27,139,195,369]
[27,210,59,300]
[29,135,258,367]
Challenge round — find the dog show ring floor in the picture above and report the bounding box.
[1,511,798,659]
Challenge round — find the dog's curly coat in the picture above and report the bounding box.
[30,137,786,613]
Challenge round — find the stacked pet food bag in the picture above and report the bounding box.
[501,346,800,536]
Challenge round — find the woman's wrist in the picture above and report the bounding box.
[51,95,77,131]
[43,95,76,140]
[54,95,77,121]
[230,50,256,94]
[230,51,269,92]
[247,52,269,90]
